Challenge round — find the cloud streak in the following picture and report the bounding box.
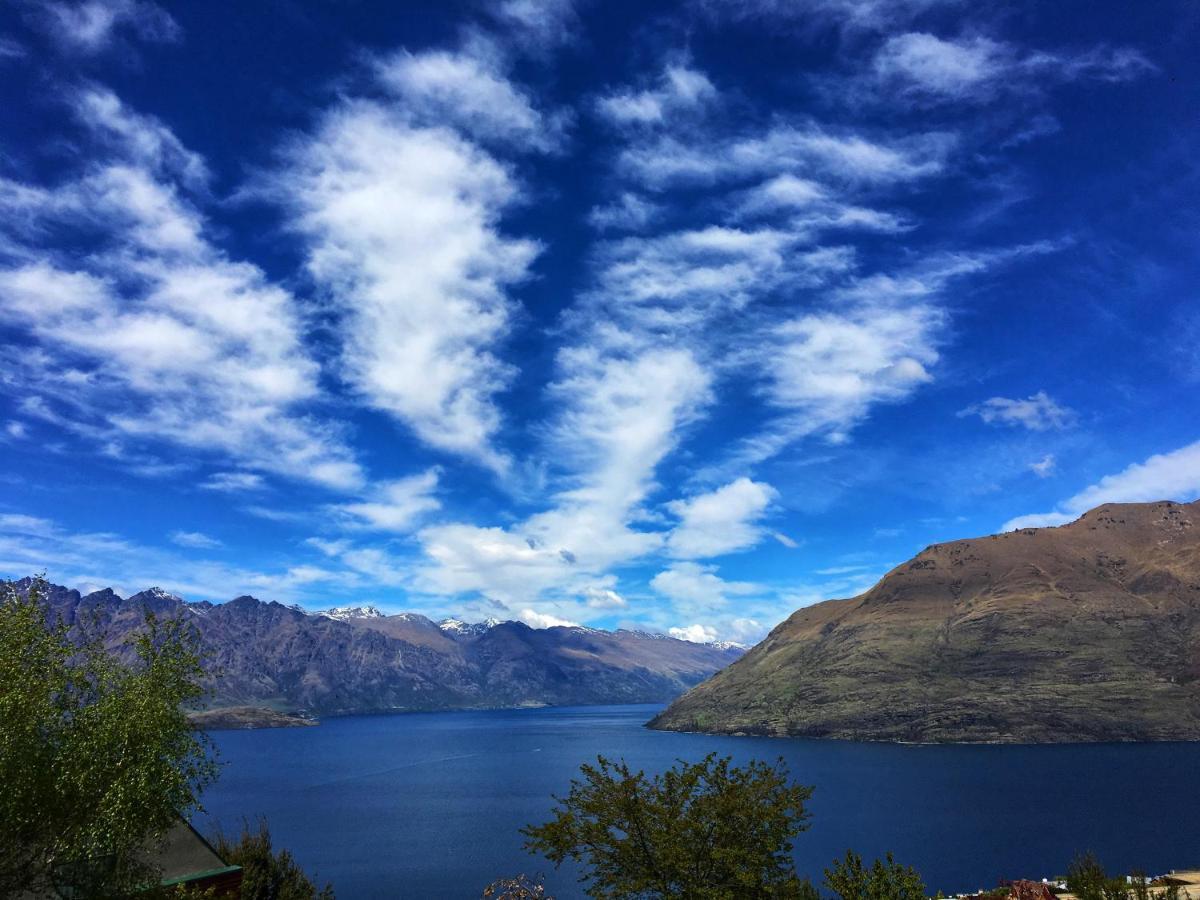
[1004,441,1200,531]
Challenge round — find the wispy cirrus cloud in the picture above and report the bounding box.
[960,390,1075,431]
[330,469,441,533]
[36,0,180,54]
[1028,454,1057,478]
[0,89,365,491]
[619,124,953,190]
[596,63,716,126]
[0,512,340,604]
[376,48,568,151]
[490,0,581,53]
[277,45,549,473]
[200,472,265,493]
[415,346,712,611]
[169,530,222,550]
[869,33,1156,105]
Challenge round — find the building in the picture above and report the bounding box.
[146,817,243,896]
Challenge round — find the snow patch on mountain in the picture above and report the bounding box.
[709,640,748,651]
[438,617,501,636]
[320,604,385,621]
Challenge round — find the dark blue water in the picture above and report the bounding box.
[197,704,1200,899]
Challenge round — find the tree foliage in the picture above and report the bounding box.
[211,819,335,900]
[1066,854,1183,900]
[0,576,218,897]
[522,753,815,899]
[482,873,551,899]
[824,850,926,900]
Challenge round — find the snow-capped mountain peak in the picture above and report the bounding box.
[438,617,501,637]
[136,586,183,602]
[321,604,385,621]
[708,640,748,651]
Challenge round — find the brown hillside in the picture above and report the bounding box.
[650,500,1200,743]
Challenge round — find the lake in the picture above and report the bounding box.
[198,704,1200,899]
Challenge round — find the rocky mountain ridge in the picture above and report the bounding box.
[12,579,742,719]
[651,499,1200,743]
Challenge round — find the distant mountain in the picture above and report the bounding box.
[651,500,1200,743]
[319,604,385,621]
[438,617,501,637]
[12,579,742,719]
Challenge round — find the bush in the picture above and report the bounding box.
[211,819,334,900]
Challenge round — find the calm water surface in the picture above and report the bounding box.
[198,704,1200,899]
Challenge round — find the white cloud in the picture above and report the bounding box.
[280,99,538,472]
[1003,440,1200,531]
[492,0,579,51]
[668,623,718,643]
[666,477,778,558]
[200,472,265,493]
[0,37,26,59]
[73,87,208,187]
[874,33,1004,96]
[0,93,365,491]
[1003,511,1074,530]
[582,584,628,609]
[596,64,717,125]
[650,561,760,607]
[812,564,864,576]
[169,530,222,550]
[960,391,1075,431]
[588,225,854,337]
[714,247,1056,468]
[1029,454,1057,478]
[734,174,912,237]
[519,608,579,628]
[541,346,712,518]
[588,192,661,232]
[772,531,800,548]
[376,49,565,151]
[761,302,939,442]
[620,125,952,189]
[0,512,347,605]
[332,469,441,533]
[667,616,767,645]
[416,347,712,608]
[872,32,1156,103]
[0,514,57,535]
[5,421,27,440]
[40,0,179,53]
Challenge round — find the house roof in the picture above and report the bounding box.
[144,817,240,886]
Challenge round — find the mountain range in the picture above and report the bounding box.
[651,499,1200,743]
[12,578,742,722]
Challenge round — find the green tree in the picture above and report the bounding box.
[0,576,218,897]
[522,753,816,899]
[211,819,334,900]
[824,850,926,900]
[1066,853,1116,900]
[1064,855,1181,900]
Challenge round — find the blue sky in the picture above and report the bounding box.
[0,0,1198,643]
